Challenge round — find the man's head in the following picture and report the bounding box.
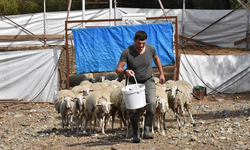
[134,30,147,41]
[134,30,147,51]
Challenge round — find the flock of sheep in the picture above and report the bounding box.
[54,73,196,137]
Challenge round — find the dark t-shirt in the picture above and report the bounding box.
[120,44,156,83]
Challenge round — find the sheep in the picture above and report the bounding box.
[154,77,160,85]
[89,82,109,91]
[79,80,93,87]
[59,96,75,130]
[110,86,127,131]
[72,94,86,133]
[108,80,124,88]
[54,90,76,114]
[71,85,92,96]
[54,90,77,131]
[166,80,195,129]
[154,85,169,135]
[84,90,112,135]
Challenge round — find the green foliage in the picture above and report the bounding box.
[0,0,247,15]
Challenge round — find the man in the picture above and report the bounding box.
[115,30,165,143]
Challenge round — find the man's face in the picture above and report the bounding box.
[134,39,146,51]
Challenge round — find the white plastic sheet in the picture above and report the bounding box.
[179,54,250,94]
[0,48,61,102]
[0,8,248,48]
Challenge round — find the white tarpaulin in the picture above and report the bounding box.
[179,54,250,94]
[0,48,61,102]
[0,8,248,48]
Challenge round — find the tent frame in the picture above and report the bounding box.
[65,16,179,89]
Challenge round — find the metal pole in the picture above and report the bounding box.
[158,0,169,22]
[247,0,249,50]
[65,0,73,89]
[82,0,85,28]
[114,0,117,26]
[181,0,185,44]
[66,0,72,21]
[109,0,113,26]
[43,0,47,46]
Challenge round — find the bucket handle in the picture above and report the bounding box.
[125,74,140,93]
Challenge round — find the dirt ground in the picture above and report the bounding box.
[0,45,250,150]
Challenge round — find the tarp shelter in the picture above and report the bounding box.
[0,48,61,102]
[72,22,175,73]
[179,54,250,94]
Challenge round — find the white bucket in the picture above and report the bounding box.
[121,75,146,109]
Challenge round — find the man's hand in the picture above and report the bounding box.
[125,69,135,77]
[159,74,165,84]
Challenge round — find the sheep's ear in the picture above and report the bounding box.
[165,88,170,92]
[177,88,182,93]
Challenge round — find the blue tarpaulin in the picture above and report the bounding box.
[72,22,175,74]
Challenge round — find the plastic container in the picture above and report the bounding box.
[121,75,146,109]
[193,85,206,100]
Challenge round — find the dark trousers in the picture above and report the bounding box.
[127,76,156,128]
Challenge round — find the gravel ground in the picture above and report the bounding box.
[1,46,250,149]
[0,93,250,150]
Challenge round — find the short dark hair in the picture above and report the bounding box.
[134,30,147,40]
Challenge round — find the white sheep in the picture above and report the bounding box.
[59,96,75,130]
[108,80,124,88]
[166,80,195,129]
[89,82,109,91]
[154,77,160,85]
[72,94,86,133]
[110,86,127,131]
[84,90,112,135]
[79,80,93,87]
[54,90,76,114]
[71,85,92,97]
[154,85,169,135]
[54,90,77,131]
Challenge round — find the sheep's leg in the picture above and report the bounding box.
[84,114,89,134]
[62,115,65,128]
[66,115,69,127]
[125,119,130,139]
[76,117,80,133]
[89,114,93,135]
[121,111,127,128]
[141,116,145,137]
[101,116,106,134]
[160,114,165,136]
[163,112,167,130]
[174,109,181,129]
[80,115,85,132]
[187,107,196,127]
[104,114,110,130]
[69,115,73,131]
[110,108,116,131]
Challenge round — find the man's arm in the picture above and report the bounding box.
[153,55,165,84]
[115,60,135,77]
[115,60,126,75]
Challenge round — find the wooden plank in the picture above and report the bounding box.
[234,38,246,45]
[180,35,218,47]
[179,36,210,55]
[0,34,64,40]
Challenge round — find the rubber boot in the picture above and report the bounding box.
[143,114,154,139]
[130,119,140,143]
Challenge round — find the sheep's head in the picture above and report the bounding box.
[80,87,93,96]
[156,98,168,113]
[64,96,74,108]
[167,86,182,99]
[96,101,112,115]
